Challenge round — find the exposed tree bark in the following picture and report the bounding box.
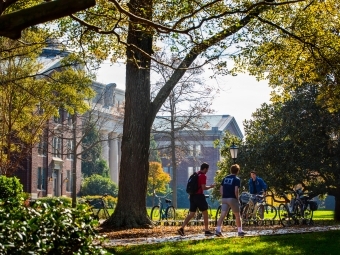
[103,0,154,228]
[334,189,340,221]
[0,0,95,39]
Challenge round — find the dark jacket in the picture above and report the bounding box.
[248,177,267,194]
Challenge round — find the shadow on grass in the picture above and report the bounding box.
[106,230,340,255]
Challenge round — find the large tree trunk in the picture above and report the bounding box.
[334,189,340,221]
[103,0,153,228]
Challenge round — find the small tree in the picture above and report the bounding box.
[148,162,171,206]
[151,53,215,207]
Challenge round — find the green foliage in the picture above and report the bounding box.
[211,132,243,200]
[236,84,340,220]
[0,198,105,254]
[81,174,118,197]
[35,196,72,207]
[82,122,109,177]
[0,29,94,175]
[234,0,340,112]
[0,176,25,201]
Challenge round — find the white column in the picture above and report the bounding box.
[100,130,109,167]
[109,132,119,184]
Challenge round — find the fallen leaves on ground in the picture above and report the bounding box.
[97,224,284,240]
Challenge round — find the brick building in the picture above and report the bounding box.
[11,48,124,198]
[15,109,81,199]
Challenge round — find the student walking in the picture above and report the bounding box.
[215,164,246,237]
[177,162,215,236]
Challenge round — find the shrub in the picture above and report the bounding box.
[81,174,118,197]
[36,196,72,207]
[0,175,26,201]
[0,198,106,254]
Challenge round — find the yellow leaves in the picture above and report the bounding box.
[147,161,171,195]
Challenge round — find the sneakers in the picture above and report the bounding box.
[238,231,247,237]
[177,228,185,236]
[204,230,214,236]
[215,231,223,237]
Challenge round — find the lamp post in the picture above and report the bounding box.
[230,142,238,164]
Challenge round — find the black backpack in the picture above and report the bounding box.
[186,172,199,195]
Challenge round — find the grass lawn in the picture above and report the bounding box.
[106,230,340,254]
[313,210,334,219]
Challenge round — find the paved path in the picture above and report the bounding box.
[104,225,340,247]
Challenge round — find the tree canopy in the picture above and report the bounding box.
[0,30,93,175]
[233,0,340,112]
[236,84,340,220]
[2,0,339,228]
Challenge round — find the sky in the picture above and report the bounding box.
[95,61,272,136]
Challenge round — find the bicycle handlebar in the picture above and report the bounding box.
[153,191,173,199]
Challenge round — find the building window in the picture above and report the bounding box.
[195,145,201,156]
[188,144,202,157]
[67,139,74,160]
[66,112,73,126]
[54,108,62,124]
[66,170,72,192]
[164,166,173,179]
[38,135,47,156]
[52,136,62,158]
[188,167,194,177]
[188,145,194,156]
[37,167,46,190]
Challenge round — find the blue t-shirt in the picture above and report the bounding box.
[220,174,241,199]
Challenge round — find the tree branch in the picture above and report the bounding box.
[0,0,96,39]
[151,6,266,119]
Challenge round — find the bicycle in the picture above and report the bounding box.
[242,192,277,225]
[215,191,249,226]
[294,188,318,225]
[86,193,112,220]
[150,191,176,223]
[278,189,308,227]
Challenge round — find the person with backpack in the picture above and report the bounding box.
[177,162,215,236]
[215,164,246,237]
[248,170,267,195]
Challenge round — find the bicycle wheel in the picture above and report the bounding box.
[166,206,176,221]
[255,204,264,225]
[293,202,304,225]
[225,207,234,225]
[278,203,292,227]
[102,207,111,219]
[262,204,277,220]
[302,206,313,225]
[150,206,160,222]
[241,204,250,221]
